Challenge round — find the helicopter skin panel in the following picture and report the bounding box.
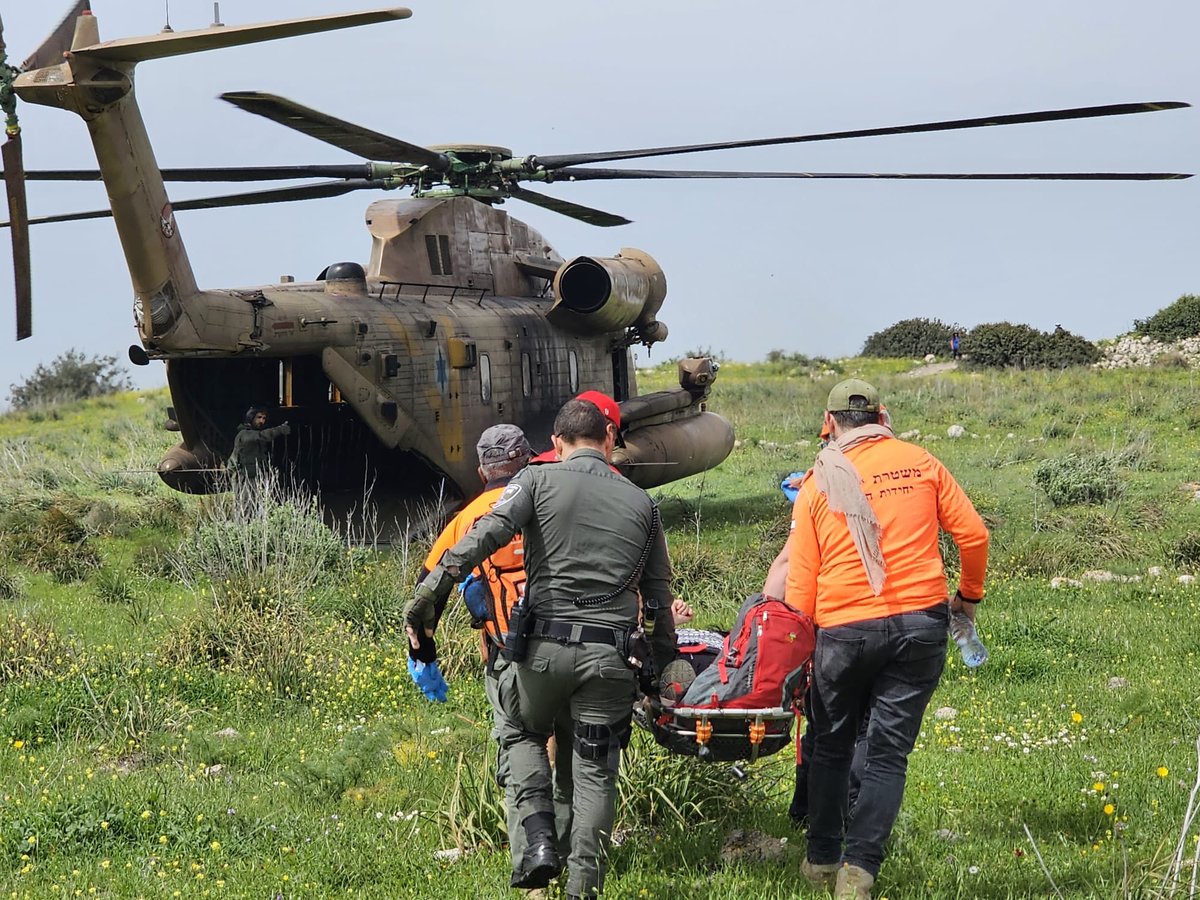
[71,9,412,64]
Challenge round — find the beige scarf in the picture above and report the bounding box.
[812,423,894,595]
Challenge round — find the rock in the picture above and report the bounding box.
[213,727,240,739]
[203,764,224,777]
[933,706,958,721]
[924,354,937,363]
[1178,575,1196,586]
[935,828,962,842]
[1081,570,1141,584]
[1148,566,1164,578]
[433,848,464,862]
[947,425,966,439]
[719,828,790,865]
[1050,577,1083,589]
[1107,677,1129,691]
[900,429,921,440]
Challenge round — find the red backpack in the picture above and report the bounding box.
[680,594,815,711]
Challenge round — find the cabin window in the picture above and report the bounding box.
[480,353,492,402]
[521,352,532,397]
[425,234,453,276]
[568,351,579,393]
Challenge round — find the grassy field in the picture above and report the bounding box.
[3,359,1200,898]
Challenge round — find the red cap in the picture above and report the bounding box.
[576,390,620,429]
[529,448,558,465]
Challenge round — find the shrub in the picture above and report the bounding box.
[1033,452,1128,506]
[172,479,345,607]
[1170,533,1200,570]
[861,318,960,359]
[161,599,313,698]
[963,323,1100,369]
[0,614,64,684]
[1133,294,1200,341]
[2,504,102,582]
[9,349,132,410]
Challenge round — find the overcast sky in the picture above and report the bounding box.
[1,0,1196,395]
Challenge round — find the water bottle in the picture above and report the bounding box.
[949,610,988,668]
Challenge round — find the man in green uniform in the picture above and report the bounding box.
[226,406,290,481]
[408,399,677,898]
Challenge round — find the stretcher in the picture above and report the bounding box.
[632,625,807,763]
[634,696,799,762]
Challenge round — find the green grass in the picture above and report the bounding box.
[3,364,1200,898]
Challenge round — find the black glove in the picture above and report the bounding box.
[406,621,438,664]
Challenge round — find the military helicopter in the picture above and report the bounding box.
[0,3,1191,521]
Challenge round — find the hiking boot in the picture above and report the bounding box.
[802,858,839,891]
[510,841,561,889]
[834,863,874,900]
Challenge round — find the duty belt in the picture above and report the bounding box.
[532,619,624,647]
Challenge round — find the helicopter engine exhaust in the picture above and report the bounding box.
[548,248,668,345]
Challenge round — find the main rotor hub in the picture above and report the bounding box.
[427,144,513,165]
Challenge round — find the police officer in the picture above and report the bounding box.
[408,398,677,898]
[407,423,568,875]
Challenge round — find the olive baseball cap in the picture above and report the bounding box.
[477,424,532,465]
[826,378,881,413]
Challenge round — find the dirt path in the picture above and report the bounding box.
[902,361,959,378]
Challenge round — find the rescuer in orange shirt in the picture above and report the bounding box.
[787,379,988,900]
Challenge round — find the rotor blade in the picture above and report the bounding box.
[2,179,385,227]
[20,0,90,71]
[507,186,631,227]
[534,101,1191,169]
[3,135,32,339]
[221,91,450,171]
[554,167,1194,181]
[72,8,410,64]
[9,165,376,182]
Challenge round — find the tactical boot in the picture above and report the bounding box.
[510,812,561,889]
[834,863,874,900]
[801,858,840,891]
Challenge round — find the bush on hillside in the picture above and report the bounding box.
[861,318,961,358]
[962,323,1100,369]
[9,349,132,410]
[762,350,843,375]
[1133,294,1200,341]
[1033,452,1128,506]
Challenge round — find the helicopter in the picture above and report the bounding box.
[0,3,1191,521]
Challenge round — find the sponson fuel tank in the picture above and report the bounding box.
[610,357,734,489]
[614,412,735,489]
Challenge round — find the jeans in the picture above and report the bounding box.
[806,604,948,877]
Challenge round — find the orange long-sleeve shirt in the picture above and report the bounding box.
[785,435,988,629]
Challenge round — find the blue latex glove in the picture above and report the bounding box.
[407,658,450,703]
[781,471,806,503]
[460,575,488,622]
